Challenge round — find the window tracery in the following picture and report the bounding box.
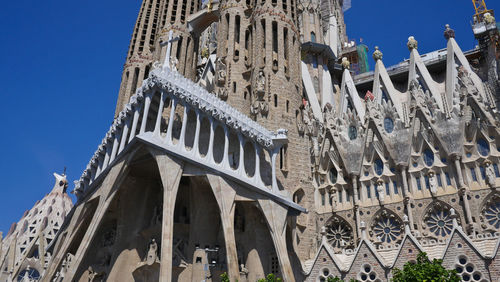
[370,210,403,244]
[324,216,354,252]
[481,194,500,229]
[423,202,455,238]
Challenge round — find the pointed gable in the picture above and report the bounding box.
[344,240,387,281]
[441,228,490,281]
[490,238,500,281]
[305,244,343,282]
[391,234,424,271]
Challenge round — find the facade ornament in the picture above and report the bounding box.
[217,88,228,101]
[341,57,350,70]
[170,56,179,72]
[484,160,496,188]
[216,57,227,84]
[251,70,269,116]
[484,12,496,25]
[372,46,383,61]
[443,24,455,40]
[255,70,266,95]
[428,170,438,196]
[376,179,385,204]
[240,264,249,278]
[146,239,160,265]
[364,90,374,102]
[329,186,337,211]
[87,266,105,282]
[407,36,418,51]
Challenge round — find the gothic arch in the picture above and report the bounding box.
[368,208,404,245]
[421,200,458,239]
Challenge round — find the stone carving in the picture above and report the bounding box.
[146,239,159,265]
[428,170,438,196]
[251,70,269,116]
[341,57,350,69]
[216,57,227,84]
[372,46,383,61]
[484,160,496,187]
[484,12,496,25]
[376,180,385,204]
[217,87,228,101]
[87,266,106,282]
[458,66,479,97]
[407,36,418,50]
[482,194,500,229]
[443,24,455,40]
[170,56,179,72]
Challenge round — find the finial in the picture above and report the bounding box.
[341,57,350,70]
[403,215,411,234]
[450,208,459,229]
[63,166,67,176]
[484,12,496,25]
[407,36,418,51]
[360,221,367,240]
[372,46,383,61]
[443,24,455,40]
[364,90,374,101]
[321,226,327,243]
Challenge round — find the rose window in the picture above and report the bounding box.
[372,217,402,243]
[483,201,500,229]
[325,217,353,251]
[425,207,453,237]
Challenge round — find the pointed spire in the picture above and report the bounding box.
[444,24,455,40]
[321,226,327,244]
[402,215,410,234]
[372,46,383,61]
[407,36,418,51]
[450,208,460,229]
[360,221,367,240]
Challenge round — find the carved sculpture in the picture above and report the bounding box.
[251,70,269,116]
[216,57,227,85]
[376,180,385,204]
[428,170,438,196]
[146,239,159,265]
[485,160,496,188]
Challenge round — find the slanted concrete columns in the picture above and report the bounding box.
[60,159,129,282]
[140,92,153,134]
[151,150,184,282]
[258,200,295,282]
[206,175,239,281]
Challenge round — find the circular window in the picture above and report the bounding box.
[477,139,490,156]
[348,126,357,140]
[384,117,394,133]
[374,159,384,175]
[329,167,338,184]
[423,149,434,166]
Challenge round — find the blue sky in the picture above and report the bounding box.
[0,0,498,234]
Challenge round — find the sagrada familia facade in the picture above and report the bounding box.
[1,0,500,281]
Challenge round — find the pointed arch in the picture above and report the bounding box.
[324,215,355,251]
[369,208,404,245]
[421,200,458,239]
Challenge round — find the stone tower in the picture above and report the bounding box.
[0,173,73,281]
[115,0,201,115]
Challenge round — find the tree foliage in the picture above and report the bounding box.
[257,273,283,282]
[392,252,460,282]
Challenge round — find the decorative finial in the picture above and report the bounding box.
[444,24,455,40]
[364,90,374,101]
[484,12,496,25]
[450,208,459,229]
[403,215,411,233]
[407,36,418,51]
[341,57,350,70]
[360,221,367,240]
[372,46,383,61]
[63,166,67,176]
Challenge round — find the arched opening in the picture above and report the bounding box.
[198,117,211,157]
[228,131,240,170]
[184,109,197,150]
[244,142,256,177]
[213,125,226,164]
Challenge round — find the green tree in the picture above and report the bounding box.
[220,272,230,282]
[257,273,283,282]
[326,277,357,282]
[392,252,460,282]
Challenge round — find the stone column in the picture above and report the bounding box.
[351,174,361,239]
[206,175,240,281]
[399,165,414,230]
[453,155,473,226]
[258,200,295,282]
[150,150,184,282]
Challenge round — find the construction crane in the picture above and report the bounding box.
[472,0,494,23]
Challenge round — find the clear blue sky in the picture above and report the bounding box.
[0,0,498,234]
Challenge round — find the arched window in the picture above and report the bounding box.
[329,167,337,184]
[374,159,383,175]
[423,149,434,166]
[348,126,357,140]
[477,138,490,156]
[384,117,394,133]
[310,32,316,43]
[17,267,40,281]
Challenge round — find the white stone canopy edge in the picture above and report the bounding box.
[73,66,304,212]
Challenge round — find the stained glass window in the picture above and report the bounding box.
[348,126,357,140]
[374,159,383,175]
[384,117,394,133]
[477,139,490,156]
[423,149,434,166]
